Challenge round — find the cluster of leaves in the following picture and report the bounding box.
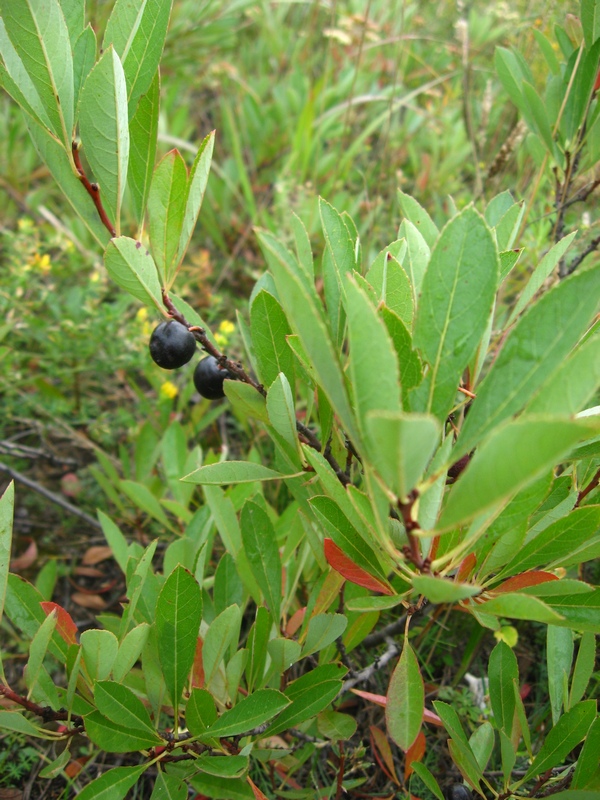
[0,0,599,798]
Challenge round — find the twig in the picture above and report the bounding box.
[576,467,600,506]
[0,684,83,728]
[566,231,600,275]
[340,637,400,694]
[0,461,102,530]
[72,142,116,237]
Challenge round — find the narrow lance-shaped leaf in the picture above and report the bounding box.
[175,131,215,275]
[0,0,73,145]
[412,207,498,421]
[488,641,518,735]
[250,291,295,389]
[79,47,130,234]
[0,482,14,631]
[104,236,163,310]
[240,501,282,621]
[76,765,148,800]
[386,639,424,751]
[128,69,159,227]
[147,148,188,286]
[103,0,174,115]
[155,566,203,710]
[455,263,600,459]
[0,18,52,128]
[73,25,97,113]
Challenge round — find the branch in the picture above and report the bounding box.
[72,141,116,237]
[566,232,600,275]
[340,637,399,694]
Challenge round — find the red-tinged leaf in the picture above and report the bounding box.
[286,608,306,637]
[352,689,443,727]
[405,730,426,780]
[493,571,558,593]
[370,725,400,785]
[10,539,38,571]
[192,637,205,688]
[386,640,424,752]
[324,539,394,595]
[247,777,269,800]
[456,553,477,582]
[40,602,78,645]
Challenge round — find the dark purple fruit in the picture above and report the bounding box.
[444,786,472,800]
[194,356,232,399]
[149,320,196,369]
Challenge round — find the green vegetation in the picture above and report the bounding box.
[0,1,599,798]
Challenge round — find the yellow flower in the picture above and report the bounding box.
[136,307,148,323]
[214,332,227,348]
[219,320,235,335]
[30,253,51,272]
[160,381,178,400]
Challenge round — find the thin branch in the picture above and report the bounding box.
[576,467,600,506]
[0,461,102,530]
[340,637,399,694]
[72,141,116,237]
[566,232,600,275]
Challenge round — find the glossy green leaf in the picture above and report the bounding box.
[455,264,600,458]
[112,623,150,682]
[155,565,202,709]
[0,0,73,144]
[508,233,577,325]
[488,641,518,735]
[128,69,160,227]
[95,680,160,739]
[196,755,248,779]
[175,130,215,270]
[266,372,298,451]
[4,574,68,661]
[544,589,600,633]
[380,306,423,404]
[547,626,574,723]
[78,766,148,800]
[345,275,402,445]
[120,479,172,529]
[411,762,445,800]
[581,0,600,47]
[432,700,469,743]
[267,637,302,675]
[79,46,129,233]
[186,688,218,736]
[241,501,282,621]
[257,228,361,446]
[320,197,357,277]
[570,632,597,707]
[412,207,498,421]
[250,291,294,388]
[399,219,430,301]
[523,701,596,780]
[317,710,358,740]
[190,774,253,800]
[498,506,600,578]
[438,418,597,531]
[147,148,188,285]
[345,594,406,612]
[72,24,96,113]
[150,772,187,800]
[202,484,242,557]
[470,721,495,771]
[366,242,413,328]
[572,717,600,789]
[203,604,241,688]
[0,710,42,737]
[386,639,424,751]
[81,629,118,681]
[366,411,440,499]
[447,738,484,790]
[24,611,57,696]
[86,710,162,752]
[60,0,84,46]
[104,236,163,310]
[183,460,298,485]
[476,593,565,625]
[0,19,52,127]
[202,689,289,739]
[0,482,13,630]
[103,0,173,114]
[412,575,481,603]
[397,190,439,249]
[245,607,271,691]
[302,613,348,658]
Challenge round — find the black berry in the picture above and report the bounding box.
[444,787,472,800]
[193,356,232,399]
[149,320,196,369]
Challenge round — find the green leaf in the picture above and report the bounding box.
[386,639,424,751]
[447,738,484,790]
[147,148,188,286]
[432,700,469,744]
[202,484,242,557]
[202,689,290,739]
[60,0,84,46]
[397,190,439,249]
[522,81,557,158]
[240,501,282,621]
[186,688,218,736]
[103,0,173,115]
[302,613,348,658]
[112,623,150,682]
[0,0,73,145]
[412,575,481,604]
[523,701,596,780]
[196,755,249,779]
[572,716,600,789]
[570,632,597,707]
[24,612,57,697]
[155,565,202,709]
[78,46,129,234]
[399,219,430,301]
[86,711,162,752]
[4,575,68,661]
[412,207,498,421]
[488,641,518,735]
[544,589,600,633]
[120,479,172,529]
[267,637,302,675]
[476,593,565,625]
[176,130,215,270]
[72,25,96,113]
[190,774,254,800]
[95,680,160,739]
[98,510,129,574]
[438,417,597,531]
[265,664,347,736]
[266,372,299,452]
[0,710,42,737]
[345,275,402,450]
[128,69,160,228]
[250,291,294,388]
[455,264,600,459]
[380,307,423,405]
[508,233,578,326]
[150,772,187,800]
[345,594,407,612]
[104,236,163,310]
[411,762,445,800]
[317,710,358,740]
[366,411,440,500]
[581,0,600,48]
[80,629,118,681]
[0,19,52,127]
[0,482,14,629]
[25,116,110,247]
[203,604,241,688]
[470,721,495,771]
[547,626,574,723]
[257,228,361,446]
[366,242,413,329]
[183,460,297,485]
[320,197,357,275]
[77,765,147,800]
